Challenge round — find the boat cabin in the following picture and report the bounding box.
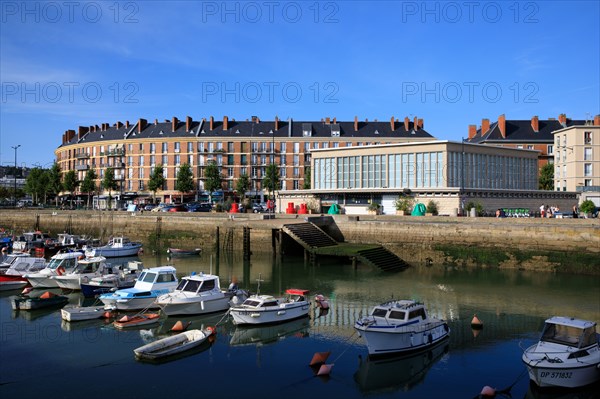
[369,300,428,323]
[286,289,309,302]
[175,273,221,294]
[135,266,177,289]
[46,251,83,272]
[71,257,107,274]
[108,237,131,248]
[540,317,598,349]
[1,255,46,275]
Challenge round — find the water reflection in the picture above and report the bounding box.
[354,339,450,394]
[524,381,600,399]
[229,317,310,347]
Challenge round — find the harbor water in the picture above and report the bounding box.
[1,251,599,399]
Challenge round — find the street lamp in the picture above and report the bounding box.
[11,145,21,206]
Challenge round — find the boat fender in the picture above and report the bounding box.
[57,266,66,276]
[102,311,113,319]
[471,314,483,329]
[479,386,496,397]
[40,291,55,299]
[206,326,216,335]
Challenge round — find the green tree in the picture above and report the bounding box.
[262,163,280,213]
[80,169,97,209]
[102,167,118,209]
[175,163,194,203]
[303,166,311,189]
[24,167,45,205]
[235,173,250,201]
[47,162,63,206]
[147,165,165,204]
[539,163,554,190]
[204,161,223,204]
[63,170,78,208]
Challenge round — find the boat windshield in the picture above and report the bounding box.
[47,257,77,271]
[389,310,406,320]
[371,308,388,317]
[178,279,201,292]
[541,323,584,347]
[140,272,157,283]
[242,299,261,307]
[75,262,98,274]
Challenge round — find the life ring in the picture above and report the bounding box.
[57,266,66,276]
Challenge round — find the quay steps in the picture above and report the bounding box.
[282,223,338,250]
[355,247,410,272]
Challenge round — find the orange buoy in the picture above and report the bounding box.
[40,291,55,299]
[316,364,334,376]
[471,314,483,329]
[309,351,331,366]
[102,311,113,319]
[171,320,191,332]
[480,385,496,397]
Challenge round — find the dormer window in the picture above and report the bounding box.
[302,123,312,137]
[331,123,340,137]
[374,130,379,135]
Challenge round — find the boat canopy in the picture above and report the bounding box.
[286,289,309,296]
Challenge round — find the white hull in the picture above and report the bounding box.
[355,320,450,356]
[61,306,106,321]
[101,296,159,311]
[0,280,28,291]
[230,302,310,325]
[134,329,212,360]
[27,275,60,288]
[89,247,141,258]
[159,296,231,316]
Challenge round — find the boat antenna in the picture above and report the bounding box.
[256,273,263,296]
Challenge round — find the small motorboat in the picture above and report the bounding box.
[99,266,178,310]
[0,252,46,276]
[166,248,201,257]
[51,256,110,290]
[113,313,160,329]
[522,316,600,388]
[133,327,214,360]
[354,299,450,357]
[156,272,247,316]
[80,260,144,298]
[11,291,69,310]
[25,250,84,288]
[61,305,108,322]
[229,288,310,326]
[84,237,143,258]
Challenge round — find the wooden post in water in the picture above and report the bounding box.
[34,213,40,231]
[243,226,251,261]
[215,226,220,255]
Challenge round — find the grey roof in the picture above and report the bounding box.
[60,118,434,147]
[468,119,587,143]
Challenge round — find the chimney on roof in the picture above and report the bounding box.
[89,125,94,133]
[172,117,179,133]
[390,116,395,131]
[531,115,539,132]
[274,116,279,131]
[154,119,158,125]
[116,121,123,129]
[325,117,330,124]
[333,117,337,124]
[223,116,228,130]
[255,116,260,123]
[67,129,75,142]
[594,114,600,126]
[138,118,147,133]
[95,125,99,132]
[481,118,490,135]
[354,116,358,131]
[78,126,89,140]
[498,114,506,138]
[186,116,192,132]
[125,120,130,129]
[417,118,423,129]
[558,113,567,127]
[413,116,418,131]
[209,116,214,130]
[404,117,409,131]
[468,125,477,139]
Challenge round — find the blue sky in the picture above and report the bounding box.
[1,1,599,167]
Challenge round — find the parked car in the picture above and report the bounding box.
[166,204,188,212]
[187,203,212,212]
[252,203,265,213]
[151,204,167,212]
[144,204,157,211]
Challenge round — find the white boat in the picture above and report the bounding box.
[61,305,107,321]
[133,327,214,361]
[51,256,109,290]
[80,260,144,298]
[354,299,450,357]
[0,280,28,291]
[522,316,600,388]
[229,288,311,325]
[0,253,46,276]
[156,272,247,316]
[85,237,142,258]
[99,266,178,310]
[25,250,84,288]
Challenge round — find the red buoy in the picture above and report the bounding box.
[309,351,331,366]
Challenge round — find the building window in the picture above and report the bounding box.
[174,142,180,153]
[228,168,234,178]
[333,142,339,148]
[139,180,144,190]
[584,163,592,177]
[584,131,592,144]
[139,143,144,151]
[547,145,553,155]
[150,155,156,165]
[280,142,286,153]
[138,167,145,179]
[584,147,592,161]
[527,145,533,150]
[150,143,156,153]
[584,179,592,186]
[228,142,234,153]
[293,180,299,189]
[128,144,133,152]
[139,156,144,166]
[175,155,181,165]
[293,155,299,166]
[162,142,167,153]
[293,142,300,153]
[162,155,168,165]
[197,142,204,152]
[280,167,286,177]
[241,154,247,165]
